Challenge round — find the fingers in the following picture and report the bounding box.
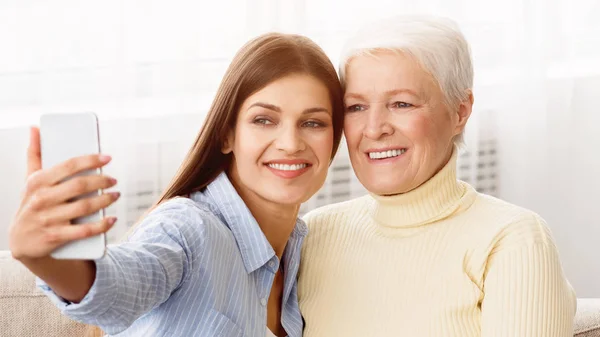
[44,217,117,245]
[49,175,118,204]
[47,154,112,186]
[25,175,117,211]
[27,127,42,177]
[45,192,121,224]
[27,154,112,193]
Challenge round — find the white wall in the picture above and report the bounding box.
[0,127,28,250]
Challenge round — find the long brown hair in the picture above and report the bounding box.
[87,33,343,337]
[156,32,344,204]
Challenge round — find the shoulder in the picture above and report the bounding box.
[468,193,555,251]
[129,197,225,244]
[302,195,372,236]
[148,197,209,217]
[145,197,214,227]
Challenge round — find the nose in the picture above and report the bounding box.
[275,125,306,154]
[363,104,394,140]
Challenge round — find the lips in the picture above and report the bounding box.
[365,147,408,160]
[266,163,309,171]
[367,148,407,159]
[264,159,312,179]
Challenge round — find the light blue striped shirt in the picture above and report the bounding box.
[37,172,307,336]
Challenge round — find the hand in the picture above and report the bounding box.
[8,127,120,260]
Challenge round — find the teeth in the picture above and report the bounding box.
[267,163,308,171]
[368,149,406,159]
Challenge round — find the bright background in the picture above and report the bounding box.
[1,0,599,297]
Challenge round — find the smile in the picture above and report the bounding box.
[264,160,312,179]
[368,148,406,160]
[267,163,308,171]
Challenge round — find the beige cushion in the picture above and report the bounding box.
[575,298,600,337]
[0,251,89,337]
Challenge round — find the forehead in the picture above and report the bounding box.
[344,51,435,97]
[243,73,331,107]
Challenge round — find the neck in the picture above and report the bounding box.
[228,174,298,259]
[244,196,299,259]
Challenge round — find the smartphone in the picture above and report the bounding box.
[40,112,107,260]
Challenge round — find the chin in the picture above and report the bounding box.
[263,188,312,206]
[366,186,397,196]
[359,177,409,196]
[270,178,326,204]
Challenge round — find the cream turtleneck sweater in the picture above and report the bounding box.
[298,151,576,337]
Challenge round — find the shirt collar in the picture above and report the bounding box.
[192,172,307,274]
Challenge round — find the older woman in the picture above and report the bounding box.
[298,16,577,336]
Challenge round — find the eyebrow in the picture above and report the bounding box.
[345,89,420,100]
[247,102,330,115]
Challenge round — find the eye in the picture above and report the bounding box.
[346,104,366,113]
[253,117,274,126]
[302,120,325,128]
[392,101,413,109]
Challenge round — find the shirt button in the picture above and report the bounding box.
[268,261,275,268]
[260,298,267,306]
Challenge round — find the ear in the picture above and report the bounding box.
[221,130,234,154]
[453,90,474,136]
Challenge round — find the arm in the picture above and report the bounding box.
[480,216,577,337]
[37,204,198,334]
[9,127,195,334]
[9,126,119,302]
[21,257,96,303]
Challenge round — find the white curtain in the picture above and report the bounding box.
[2,0,598,132]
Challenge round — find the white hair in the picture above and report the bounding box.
[339,15,474,145]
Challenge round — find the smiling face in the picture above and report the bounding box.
[343,51,472,195]
[223,73,334,206]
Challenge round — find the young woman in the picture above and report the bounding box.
[8,32,344,337]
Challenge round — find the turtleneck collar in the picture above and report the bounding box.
[370,148,472,228]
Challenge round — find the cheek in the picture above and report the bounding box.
[233,128,266,165]
[307,129,335,163]
[343,116,362,147]
[424,113,455,145]
[398,114,437,145]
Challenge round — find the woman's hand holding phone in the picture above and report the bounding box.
[9,127,120,261]
[7,127,121,303]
